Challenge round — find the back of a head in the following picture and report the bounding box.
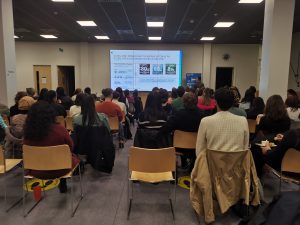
[285,95,298,109]
[152,87,159,93]
[171,88,178,99]
[133,89,138,97]
[56,87,65,98]
[46,90,57,103]
[177,86,185,97]
[26,88,35,97]
[38,88,48,101]
[73,88,82,96]
[102,88,113,98]
[252,97,265,112]
[242,89,255,103]
[229,86,241,107]
[124,89,130,97]
[84,87,91,95]
[265,95,288,120]
[203,88,211,105]
[18,96,35,111]
[215,87,234,111]
[183,92,198,110]
[75,93,86,106]
[81,95,99,126]
[287,89,298,98]
[24,101,56,141]
[144,92,164,121]
[112,91,120,100]
[116,87,123,95]
[159,89,169,104]
[15,91,27,104]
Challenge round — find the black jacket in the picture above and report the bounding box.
[73,125,115,173]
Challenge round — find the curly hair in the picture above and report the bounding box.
[265,95,289,121]
[24,101,56,141]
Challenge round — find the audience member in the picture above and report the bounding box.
[96,88,123,122]
[23,101,79,193]
[228,87,247,117]
[0,102,10,116]
[246,97,265,119]
[240,88,255,110]
[37,88,48,101]
[10,91,27,117]
[197,88,216,110]
[26,87,38,100]
[112,91,127,115]
[133,89,143,120]
[285,95,300,122]
[196,87,249,156]
[56,87,73,110]
[71,88,82,101]
[84,87,91,95]
[46,90,67,117]
[69,93,85,117]
[171,86,185,112]
[159,88,172,116]
[168,87,178,104]
[116,87,127,106]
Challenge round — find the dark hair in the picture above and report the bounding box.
[75,93,86,106]
[287,89,298,98]
[202,88,211,106]
[84,87,91,95]
[215,87,234,111]
[91,94,98,101]
[81,95,101,127]
[229,86,241,107]
[143,92,166,122]
[249,86,256,93]
[15,91,27,104]
[183,92,197,110]
[185,86,190,93]
[152,87,159,92]
[102,88,113,98]
[241,89,255,104]
[116,87,123,95]
[171,88,178,99]
[285,95,299,111]
[56,87,65,99]
[112,91,120,99]
[159,89,169,104]
[73,88,82,96]
[24,101,56,141]
[209,89,215,98]
[133,89,139,97]
[265,95,288,121]
[177,86,185,97]
[38,88,48,101]
[124,89,130,97]
[46,90,57,104]
[26,88,35,97]
[251,97,265,114]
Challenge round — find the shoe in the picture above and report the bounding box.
[59,179,67,193]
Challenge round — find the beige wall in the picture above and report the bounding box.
[15,41,261,97]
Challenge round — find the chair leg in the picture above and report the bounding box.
[41,180,46,198]
[71,168,84,217]
[169,199,175,221]
[127,180,133,220]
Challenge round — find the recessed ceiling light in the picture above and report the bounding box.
[40,35,58,39]
[214,22,235,28]
[239,0,263,3]
[145,0,167,3]
[76,21,97,26]
[52,0,74,2]
[200,37,215,41]
[149,37,161,40]
[95,36,109,40]
[14,35,19,39]
[147,22,164,27]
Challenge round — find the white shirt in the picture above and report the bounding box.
[69,105,81,117]
[287,107,300,121]
[112,99,127,115]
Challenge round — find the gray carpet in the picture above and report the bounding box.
[0,133,298,225]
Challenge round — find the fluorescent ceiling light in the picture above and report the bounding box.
[52,0,74,2]
[214,22,235,28]
[239,0,263,3]
[40,35,58,39]
[95,36,109,40]
[147,21,164,27]
[14,35,19,39]
[200,37,215,41]
[145,0,167,3]
[149,37,161,40]
[76,21,97,26]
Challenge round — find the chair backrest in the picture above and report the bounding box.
[247,119,256,134]
[129,146,176,173]
[281,148,300,174]
[56,116,66,127]
[108,116,119,131]
[23,144,72,170]
[173,130,197,149]
[65,116,73,131]
[0,145,5,170]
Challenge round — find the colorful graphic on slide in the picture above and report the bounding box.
[152,64,163,74]
[139,64,150,74]
[165,64,176,74]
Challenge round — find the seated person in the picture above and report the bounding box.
[56,87,74,110]
[9,91,27,118]
[228,86,247,117]
[69,93,85,117]
[159,88,172,117]
[23,101,79,193]
[197,88,216,111]
[246,97,265,119]
[171,86,185,113]
[160,92,204,169]
[46,90,67,117]
[134,92,169,148]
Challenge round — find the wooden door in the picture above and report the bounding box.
[33,65,52,93]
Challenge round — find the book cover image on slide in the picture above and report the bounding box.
[165,64,177,74]
[139,64,150,75]
[152,64,163,75]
